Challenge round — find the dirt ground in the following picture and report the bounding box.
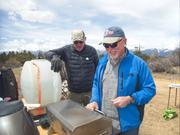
[13,68,180,135]
[139,73,180,135]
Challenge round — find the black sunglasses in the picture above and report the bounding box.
[74,41,83,44]
[103,39,122,48]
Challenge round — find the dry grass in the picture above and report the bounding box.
[12,67,180,135]
[12,67,23,97]
[139,73,180,135]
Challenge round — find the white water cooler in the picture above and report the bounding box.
[20,59,62,111]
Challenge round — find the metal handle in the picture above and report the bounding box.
[94,109,105,116]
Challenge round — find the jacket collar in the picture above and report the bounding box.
[71,44,86,53]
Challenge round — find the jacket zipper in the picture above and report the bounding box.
[121,72,124,96]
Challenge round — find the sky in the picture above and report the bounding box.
[0,0,179,52]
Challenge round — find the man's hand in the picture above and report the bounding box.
[51,56,62,72]
[86,102,98,111]
[112,96,134,108]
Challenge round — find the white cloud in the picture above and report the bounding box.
[0,0,36,11]
[19,10,56,23]
[91,0,173,17]
[0,0,56,23]
[0,38,67,52]
[0,0,179,51]
[74,20,92,27]
[8,11,18,21]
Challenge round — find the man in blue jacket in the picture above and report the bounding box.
[86,26,156,135]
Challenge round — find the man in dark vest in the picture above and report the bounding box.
[45,30,99,106]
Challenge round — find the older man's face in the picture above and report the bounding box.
[105,38,126,60]
[73,40,85,52]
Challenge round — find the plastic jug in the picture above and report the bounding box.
[20,59,62,106]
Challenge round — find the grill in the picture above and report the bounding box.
[47,100,112,135]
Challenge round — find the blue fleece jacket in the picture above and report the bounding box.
[90,49,156,132]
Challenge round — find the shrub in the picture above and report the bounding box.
[149,57,177,73]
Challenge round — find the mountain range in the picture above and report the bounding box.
[0,48,177,57]
[141,48,174,57]
[97,48,175,57]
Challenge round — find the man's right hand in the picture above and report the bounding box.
[51,56,62,72]
[86,102,98,111]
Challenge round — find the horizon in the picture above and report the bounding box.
[0,46,178,54]
[0,0,179,52]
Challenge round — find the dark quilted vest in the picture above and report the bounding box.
[46,45,98,93]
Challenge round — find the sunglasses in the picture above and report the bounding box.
[103,39,122,48]
[74,41,84,44]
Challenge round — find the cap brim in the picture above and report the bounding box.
[72,38,85,42]
[99,37,122,45]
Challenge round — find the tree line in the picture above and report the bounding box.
[0,50,36,68]
[0,48,179,74]
[134,47,179,74]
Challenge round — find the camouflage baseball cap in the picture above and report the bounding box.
[71,30,85,42]
[100,26,125,44]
